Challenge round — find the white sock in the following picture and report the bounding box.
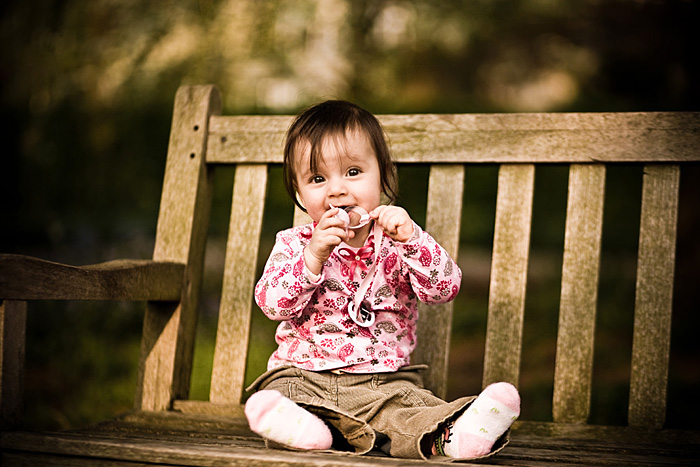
[244,390,333,450]
[435,382,520,458]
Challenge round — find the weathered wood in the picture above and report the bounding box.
[3,416,699,467]
[553,164,606,423]
[413,164,464,399]
[136,85,221,412]
[1,300,26,429]
[207,112,700,164]
[483,164,535,387]
[0,255,184,301]
[293,205,312,227]
[173,400,246,418]
[0,431,417,467]
[210,164,268,405]
[629,165,680,428]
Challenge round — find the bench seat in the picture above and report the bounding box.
[3,413,699,466]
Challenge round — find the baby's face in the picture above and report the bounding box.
[295,130,382,228]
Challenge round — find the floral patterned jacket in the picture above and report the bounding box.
[254,221,462,373]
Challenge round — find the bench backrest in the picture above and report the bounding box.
[135,85,699,429]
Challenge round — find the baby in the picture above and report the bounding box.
[245,100,519,460]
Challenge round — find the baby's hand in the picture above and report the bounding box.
[304,207,352,275]
[370,205,414,243]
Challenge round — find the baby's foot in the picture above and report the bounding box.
[245,390,333,450]
[433,382,520,459]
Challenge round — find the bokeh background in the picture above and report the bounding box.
[1,0,698,431]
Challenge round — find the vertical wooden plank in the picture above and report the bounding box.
[482,164,535,388]
[628,164,680,428]
[413,164,464,399]
[210,164,268,404]
[553,164,606,423]
[0,300,26,429]
[293,205,312,227]
[135,85,221,411]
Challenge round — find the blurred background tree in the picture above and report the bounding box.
[1,0,698,430]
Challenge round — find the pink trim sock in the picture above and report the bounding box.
[244,390,333,450]
[434,382,520,459]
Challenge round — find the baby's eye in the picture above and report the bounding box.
[310,175,325,184]
[347,168,361,176]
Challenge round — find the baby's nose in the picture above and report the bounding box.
[327,177,347,196]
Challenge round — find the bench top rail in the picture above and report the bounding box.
[206,112,700,164]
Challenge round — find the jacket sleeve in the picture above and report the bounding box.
[253,228,321,321]
[394,223,462,304]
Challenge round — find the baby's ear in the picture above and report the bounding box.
[295,192,306,210]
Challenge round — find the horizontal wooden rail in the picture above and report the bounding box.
[206,112,700,164]
[173,400,245,418]
[0,254,185,301]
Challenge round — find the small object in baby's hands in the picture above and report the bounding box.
[331,204,370,230]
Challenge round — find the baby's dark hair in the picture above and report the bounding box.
[283,100,398,212]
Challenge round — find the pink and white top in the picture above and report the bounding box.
[254,221,462,373]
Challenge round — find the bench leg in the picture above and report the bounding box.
[1,299,27,429]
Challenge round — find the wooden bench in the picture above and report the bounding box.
[1,84,699,466]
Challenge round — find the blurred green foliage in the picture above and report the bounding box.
[1,0,698,430]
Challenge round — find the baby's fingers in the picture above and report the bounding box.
[371,206,414,242]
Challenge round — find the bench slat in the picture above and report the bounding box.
[629,164,680,428]
[483,164,535,387]
[414,164,465,399]
[553,164,606,423]
[293,205,312,227]
[210,164,269,405]
[207,113,700,164]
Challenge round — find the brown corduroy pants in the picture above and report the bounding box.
[247,365,509,461]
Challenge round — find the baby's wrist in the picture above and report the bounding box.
[303,247,324,276]
[390,222,415,243]
[303,264,322,283]
[394,222,420,244]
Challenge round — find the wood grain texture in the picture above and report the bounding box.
[1,300,26,429]
[628,165,680,428]
[3,415,698,466]
[136,85,221,412]
[482,164,535,388]
[293,205,312,227]
[206,112,700,164]
[412,164,464,399]
[210,164,268,404]
[553,165,606,423]
[0,255,184,301]
[173,400,246,418]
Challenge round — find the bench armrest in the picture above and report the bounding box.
[0,254,185,301]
